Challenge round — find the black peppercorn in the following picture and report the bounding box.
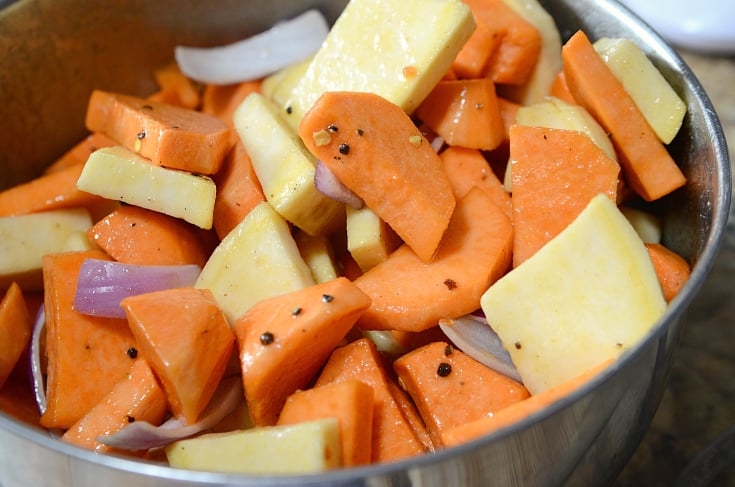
[437,362,452,377]
[322,294,334,303]
[327,124,338,133]
[292,307,302,316]
[126,347,138,359]
[260,331,275,345]
[136,129,146,140]
[339,143,350,155]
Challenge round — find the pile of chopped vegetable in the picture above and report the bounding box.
[0,0,693,475]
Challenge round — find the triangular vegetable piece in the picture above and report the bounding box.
[481,194,667,394]
[122,287,235,424]
[314,338,431,462]
[233,277,370,426]
[0,282,32,389]
[278,380,374,466]
[61,358,167,453]
[88,205,213,267]
[393,341,529,447]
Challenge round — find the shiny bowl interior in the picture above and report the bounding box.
[0,0,730,486]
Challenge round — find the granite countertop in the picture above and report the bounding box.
[615,51,735,486]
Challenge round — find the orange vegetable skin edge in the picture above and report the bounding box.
[315,338,430,462]
[88,205,213,268]
[40,250,138,429]
[0,163,107,217]
[278,380,375,466]
[0,282,32,389]
[561,30,686,201]
[61,358,167,453]
[85,90,233,175]
[233,277,371,427]
[415,77,505,151]
[509,125,620,267]
[122,287,234,425]
[299,91,456,263]
[393,341,529,447]
[354,186,513,332]
[442,358,614,446]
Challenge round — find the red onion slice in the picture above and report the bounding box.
[175,9,328,84]
[439,314,522,383]
[73,259,201,319]
[29,304,46,415]
[314,161,364,209]
[98,376,243,451]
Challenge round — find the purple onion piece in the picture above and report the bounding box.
[439,314,522,383]
[314,161,364,209]
[29,304,46,415]
[73,259,201,319]
[97,376,243,451]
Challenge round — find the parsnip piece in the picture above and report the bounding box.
[282,0,475,127]
[621,206,662,244]
[346,206,401,273]
[500,0,563,105]
[593,37,686,144]
[0,208,93,291]
[195,201,314,325]
[233,92,345,236]
[261,56,312,107]
[294,229,339,283]
[76,146,216,229]
[481,194,666,394]
[165,418,341,474]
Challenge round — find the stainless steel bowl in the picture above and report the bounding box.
[0,0,730,485]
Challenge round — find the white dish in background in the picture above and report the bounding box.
[619,0,735,54]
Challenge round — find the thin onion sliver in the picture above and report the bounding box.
[175,9,329,84]
[439,314,522,383]
[29,304,46,415]
[98,376,243,451]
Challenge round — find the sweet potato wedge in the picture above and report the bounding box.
[278,380,374,466]
[85,90,233,175]
[0,282,32,389]
[122,287,235,425]
[233,277,371,426]
[354,186,512,332]
[509,125,620,267]
[299,91,455,262]
[393,341,529,446]
[61,358,167,453]
[314,338,430,462]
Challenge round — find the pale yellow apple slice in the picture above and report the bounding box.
[480,194,666,394]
